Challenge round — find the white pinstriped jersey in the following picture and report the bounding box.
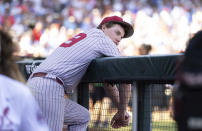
[0,74,49,131]
[33,28,121,93]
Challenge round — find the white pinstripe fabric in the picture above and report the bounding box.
[27,77,90,131]
[27,77,65,131]
[33,28,121,93]
[64,99,90,130]
[27,28,121,131]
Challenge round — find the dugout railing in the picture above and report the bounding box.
[17,54,183,131]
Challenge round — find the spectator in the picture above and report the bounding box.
[32,21,43,44]
[173,30,202,131]
[1,8,15,31]
[138,43,152,55]
[0,29,49,131]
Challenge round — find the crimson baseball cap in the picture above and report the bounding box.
[99,16,134,38]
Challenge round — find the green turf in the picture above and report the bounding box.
[152,121,177,131]
[88,121,177,131]
[88,123,132,131]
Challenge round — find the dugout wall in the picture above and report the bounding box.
[17,54,183,131]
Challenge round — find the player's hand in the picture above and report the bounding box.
[111,111,130,128]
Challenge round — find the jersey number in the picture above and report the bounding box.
[60,33,87,47]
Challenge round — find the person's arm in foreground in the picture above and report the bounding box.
[103,83,131,128]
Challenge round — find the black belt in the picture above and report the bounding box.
[31,72,63,86]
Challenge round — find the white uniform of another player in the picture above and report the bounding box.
[0,74,49,131]
[27,28,121,131]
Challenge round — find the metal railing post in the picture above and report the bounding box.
[132,83,138,131]
[136,82,152,131]
[77,83,89,110]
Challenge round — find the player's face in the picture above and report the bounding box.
[102,24,125,45]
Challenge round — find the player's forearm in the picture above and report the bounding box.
[103,83,120,108]
[118,84,131,113]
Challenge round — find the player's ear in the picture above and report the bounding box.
[101,24,106,30]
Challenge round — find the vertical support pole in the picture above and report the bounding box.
[136,82,151,131]
[77,83,89,110]
[77,83,89,131]
[132,83,138,131]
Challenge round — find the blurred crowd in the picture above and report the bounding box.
[0,0,201,57]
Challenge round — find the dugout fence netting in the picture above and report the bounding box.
[87,83,177,131]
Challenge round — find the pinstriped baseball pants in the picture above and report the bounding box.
[27,77,90,131]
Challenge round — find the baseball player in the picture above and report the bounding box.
[0,30,49,131]
[27,15,134,131]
